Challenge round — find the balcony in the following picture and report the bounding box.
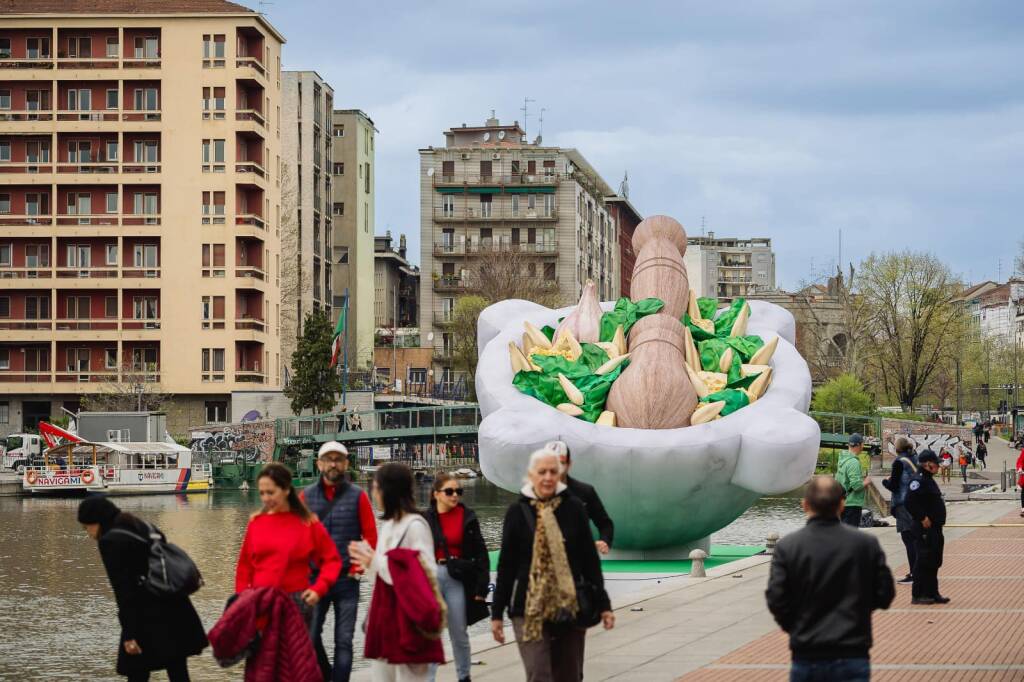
[0,371,53,383]
[0,214,52,227]
[55,370,121,384]
[235,266,265,281]
[56,110,119,122]
[0,161,55,174]
[0,57,54,70]
[235,161,266,178]
[121,109,161,122]
[433,345,454,362]
[432,173,561,187]
[122,213,161,226]
[432,240,558,257]
[0,109,54,122]
[235,214,265,230]
[235,317,266,332]
[0,319,52,331]
[433,311,455,326]
[55,265,118,279]
[432,276,475,293]
[234,370,265,384]
[121,265,161,279]
[53,318,161,331]
[236,109,265,128]
[0,266,53,280]
[433,207,557,222]
[55,214,119,226]
[236,56,266,78]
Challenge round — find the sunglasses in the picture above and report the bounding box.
[440,487,464,497]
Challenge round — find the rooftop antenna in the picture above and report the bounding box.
[701,216,706,236]
[521,96,535,135]
[998,258,1003,282]
[619,170,629,199]
[838,228,842,274]
[258,0,273,14]
[538,107,547,138]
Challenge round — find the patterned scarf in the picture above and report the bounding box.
[523,495,577,641]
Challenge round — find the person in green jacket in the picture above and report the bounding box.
[836,433,870,527]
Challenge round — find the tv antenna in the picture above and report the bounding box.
[521,96,535,135]
[538,107,547,137]
[701,216,706,236]
[258,0,274,14]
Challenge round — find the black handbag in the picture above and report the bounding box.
[519,502,603,629]
[431,511,490,626]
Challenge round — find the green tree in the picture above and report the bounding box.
[284,310,343,415]
[811,373,875,414]
[857,251,966,411]
[450,295,489,395]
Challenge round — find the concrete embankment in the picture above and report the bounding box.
[0,473,22,497]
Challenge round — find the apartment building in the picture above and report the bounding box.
[419,116,618,385]
[683,232,775,302]
[280,71,332,378]
[605,194,642,298]
[374,231,418,330]
[330,109,375,372]
[0,1,284,435]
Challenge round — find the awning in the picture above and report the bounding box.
[504,186,556,194]
[435,187,465,194]
[467,187,499,194]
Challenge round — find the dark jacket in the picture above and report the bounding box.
[98,513,207,675]
[765,517,895,660]
[491,486,611,620]
[208,587,321,682]
[303,478,366,578]
[882,452,918,509]
[424,503,490,599]
[905,470,946,529]
[566,475,615,547]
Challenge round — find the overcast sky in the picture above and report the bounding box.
[253,0,1024,290]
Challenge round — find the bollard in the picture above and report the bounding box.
[689,549,708,577]
[765,532,780,555]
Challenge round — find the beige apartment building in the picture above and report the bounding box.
[330,109,375,373]
[683,232,776,302]
[280,70,332,380]
[0,0,284,436]
[419,115,618,387]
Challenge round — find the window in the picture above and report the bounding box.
[202,86,226,119]
[201,191,226,224]
[66,295,91,319]
[527,193,536,210]
[335,245,349,264]
[68,140,92,163]
[67,37,92,58]
[332,202,344,216]
[0,195,8,214]
[105,37,118,58]
[205,400,228,423]
[132,347,157,372]
[105,244,117,265]
[105,348,117,369]
[135,37,158,59]
[133,88,158,111]
[26,37,50,59]
[511,194,519,216]
[544,193,555,217]
[25,193,46,216]
[106,192,118,213]
[442,195,454,217]
[202,34,226,63]
[0,402,8,423]
[134,140,158,163]
[201,348,225,381]
[201,295,225,329]
[133,296,158,320]
[333,162,344,175]
[0,349,8,370]
[25,243,48,267]
[408,368,427,385]
[26,90,48,112]
[201,243,225,277]
[0,39,10,58]
[134,244,158,268]
[24,348,48,372]
[333,125,344,137]
[364,162,371,193]
[106,89,118,110]
[479,193,492,218]
[104,296,117,317]
[0,297,8,316]
[0,90,9,110]
[25,295,49,320]
[132,192,158,216]
[202,139,225,171]
[66,88,92,111]
[66,192,92,217]
[106,429,129,442]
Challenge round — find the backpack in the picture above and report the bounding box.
[108,521,204,598]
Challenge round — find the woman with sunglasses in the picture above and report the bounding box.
[425,473,491,682]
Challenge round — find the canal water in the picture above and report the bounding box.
[0,480,807,681]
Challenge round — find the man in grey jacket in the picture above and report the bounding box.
[882,436,918,584]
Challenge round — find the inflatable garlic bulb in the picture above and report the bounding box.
[475,297,820,556]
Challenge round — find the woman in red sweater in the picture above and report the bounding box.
[1016,449,1024,517]
[235,463,342,629]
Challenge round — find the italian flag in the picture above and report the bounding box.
[329,308,345,368]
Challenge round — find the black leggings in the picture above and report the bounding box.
[1020,488,1024,508]
[127,659,190,682]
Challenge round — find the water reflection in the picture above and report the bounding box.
[0,479,808,680]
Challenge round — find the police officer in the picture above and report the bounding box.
[905,449,950,605]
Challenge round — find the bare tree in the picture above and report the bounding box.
[277,163,303,383]
[469,248,565,308]
[81,361,172,412]
[793,264,874,381]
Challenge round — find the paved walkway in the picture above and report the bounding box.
[412,500,1016,681]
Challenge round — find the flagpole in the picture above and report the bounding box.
[342,287,350,409]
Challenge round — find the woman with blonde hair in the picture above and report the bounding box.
[491,448,614,681]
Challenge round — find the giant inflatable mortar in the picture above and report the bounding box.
[475,216,820,557]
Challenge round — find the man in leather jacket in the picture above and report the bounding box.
[766,476,895,682]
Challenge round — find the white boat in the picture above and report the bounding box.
[22,441,211,495]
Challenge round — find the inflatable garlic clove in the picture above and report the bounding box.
[508,342,533,373]
[554,280,603,343]
[558,373,585,406]
[748,367,773,399]
[750,335,779,365]
[595,353,630,376]
[685,363,710,398]
[718,347,734,373]
[687,289,702,321]
[683,326,699,372]
[741,363,772,378]
[691,400,726,425]
[612,324,628,356]
[596,410,617,426]
[556,402,584,417]
[742,387,757,405]
[523,320,552,349]
[594,341,620,359]
[693,318,715,335]
[522,332,535,356]
[698,371,728,394]
[730,305,749,337]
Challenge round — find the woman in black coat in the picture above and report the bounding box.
[491,449,613,681]
[78,496,207,682]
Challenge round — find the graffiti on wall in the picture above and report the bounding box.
[189,420,275,462]
[882,418,973,458]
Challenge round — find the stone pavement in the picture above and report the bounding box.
[680,503,1024,681]
[409,500,1016,681]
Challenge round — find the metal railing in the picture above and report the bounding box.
[432,241,558,256]
[432,173,561,186]
[433,207,558,222]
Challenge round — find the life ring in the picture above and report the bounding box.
[81,469,95,485]
[25,470,37,485]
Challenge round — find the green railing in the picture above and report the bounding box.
[275,405,481,448]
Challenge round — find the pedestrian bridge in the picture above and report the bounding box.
[274,405,879,457]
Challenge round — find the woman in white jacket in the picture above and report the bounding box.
[350,463,437,682]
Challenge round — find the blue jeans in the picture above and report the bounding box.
[429,564,471,681]
[791,658,870,682]
[312,577,360,682]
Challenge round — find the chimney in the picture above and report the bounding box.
[485,112,499,127]
[399,234,407,260]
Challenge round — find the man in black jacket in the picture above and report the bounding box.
[548,440,614,554]
[766,476,895,682]
[881,436,918,584]
[905,449,949,605]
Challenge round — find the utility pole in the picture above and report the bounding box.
[341,288,349,408]
[955,356,962,425]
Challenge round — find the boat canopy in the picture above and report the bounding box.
[45,441,192,468]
